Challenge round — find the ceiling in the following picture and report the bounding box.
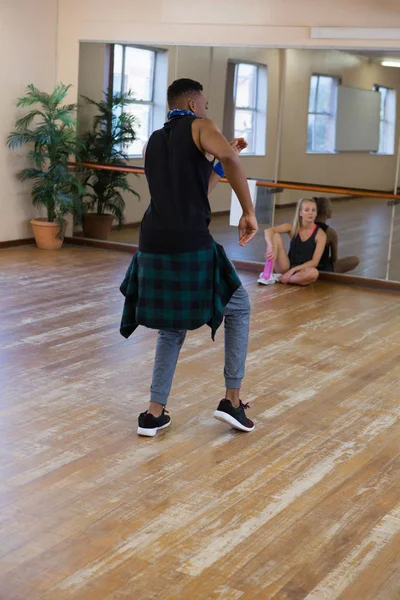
[346,49,400,61]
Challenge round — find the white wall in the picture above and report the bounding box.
[58,0,400,75]
[0,1,57,242]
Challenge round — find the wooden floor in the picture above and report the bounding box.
[103,197,400,281]
[1,245,400,599]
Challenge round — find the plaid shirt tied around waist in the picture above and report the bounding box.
[120,242,241,340]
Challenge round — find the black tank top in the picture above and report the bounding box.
[315,221,334,272]
[288,225,319,268]
[139,115,214,253]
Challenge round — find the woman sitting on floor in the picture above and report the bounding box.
[314,196,360,274]
[258,197,326,286]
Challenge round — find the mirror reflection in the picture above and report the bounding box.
[74,42,400,281]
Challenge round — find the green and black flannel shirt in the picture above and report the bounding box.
[120,242,241,340]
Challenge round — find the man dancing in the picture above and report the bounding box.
[120,78,258,436]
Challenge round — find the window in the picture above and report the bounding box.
[224,61,267,155]
[112,45,158,156]
[307,75,339,153]
[373,85,396,155]
[234,63,258,154]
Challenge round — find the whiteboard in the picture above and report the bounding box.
[335,86,380,152]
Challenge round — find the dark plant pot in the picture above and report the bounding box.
[82,214,115,240]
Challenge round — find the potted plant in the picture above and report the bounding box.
[80,89,140,240]
[7,83,84,250]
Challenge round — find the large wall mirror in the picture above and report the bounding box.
[73,42,400,282]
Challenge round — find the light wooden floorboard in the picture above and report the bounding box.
[0,245,399,599]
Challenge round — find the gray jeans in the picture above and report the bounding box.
[150,285,250,405]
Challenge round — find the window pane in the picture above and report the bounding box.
[307,114,335,152]
[316,76,335,113]
[379,120,385,154]
[314,115,334,152]
[386,121,396,154]
[387,89,396,119]
[113,44,124,94]
[379,92,385,121]
[377,88,396,154]
[379,120,395,155]
[125,104,151,155]
[309,76,318,112]
[379,87,388,118]
[307,114,315,152]
[234,109,255,153]
[307,76,338,152]
[124,47,154,101]
[113,104,123,126]
[235,63,257,109]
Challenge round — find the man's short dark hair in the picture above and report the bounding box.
[167,78,203,107]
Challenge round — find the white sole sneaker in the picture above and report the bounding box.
[213,410,255,432]
[137,421,171,437]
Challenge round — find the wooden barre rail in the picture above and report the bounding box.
[69,161,400,202]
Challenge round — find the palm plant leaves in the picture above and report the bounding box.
[53,109,76,127]
[16,84,51,108]
[7,82,83,231]
[124,184,140,201]
[7,130,39,150]
[80,87,141,224]
[16,168,44,182]
[14,110,47,130]
[49,84,71,108]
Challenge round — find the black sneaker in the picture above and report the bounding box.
[213,399,255,432]
[137,409,171,437]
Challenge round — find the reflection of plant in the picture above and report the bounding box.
[7,83,84,236]
[80,88,140,226]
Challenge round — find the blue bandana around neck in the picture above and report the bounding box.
[167,109,195,120]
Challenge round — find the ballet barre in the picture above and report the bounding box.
[69,161,400,202]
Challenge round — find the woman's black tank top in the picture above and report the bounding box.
[288,225,319,268]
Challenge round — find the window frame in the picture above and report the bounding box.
[224,60,267,157]
[111,43,158,158]
[373,84,396,156]
[307,74,340,154]
[233,62,259,155]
